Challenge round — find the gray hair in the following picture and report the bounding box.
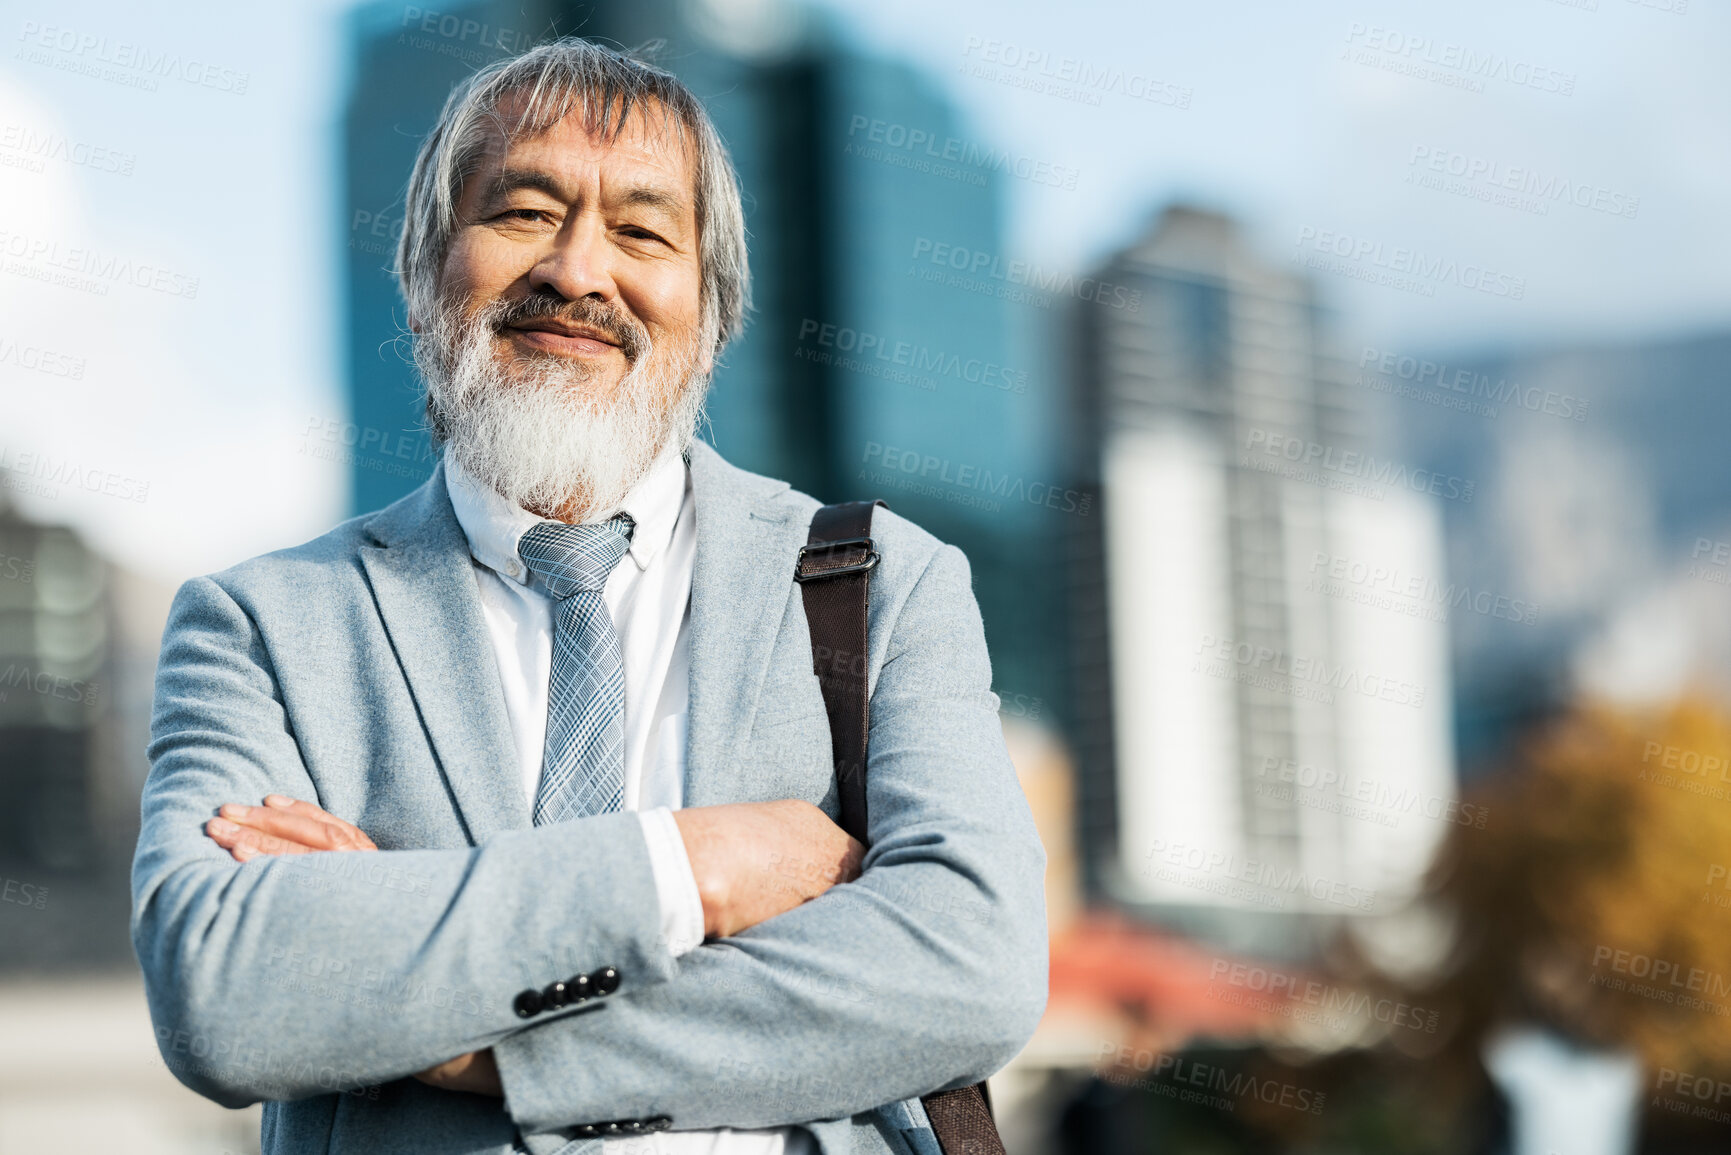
[397,38,751,356]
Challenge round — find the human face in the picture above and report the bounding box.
[434,98,706,397]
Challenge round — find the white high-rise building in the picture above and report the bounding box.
[1071,207,1456,950]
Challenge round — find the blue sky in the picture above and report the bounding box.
[1,0,1726,585]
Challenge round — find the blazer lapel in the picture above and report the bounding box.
[357,458,530,844]
[682,440,808,806]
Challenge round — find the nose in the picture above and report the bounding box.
[527,213,617,303]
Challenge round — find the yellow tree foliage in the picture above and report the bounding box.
[1425,696,1731,1075]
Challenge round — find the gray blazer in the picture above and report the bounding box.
[131,439,1048,1155]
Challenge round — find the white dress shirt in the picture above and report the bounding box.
[444,447,813,1155]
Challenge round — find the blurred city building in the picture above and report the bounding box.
[0,494,171,973]
[0,495,106,873]
[1068,206,1456,958]
[1391,330,1731,763]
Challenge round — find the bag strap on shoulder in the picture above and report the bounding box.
[796,500,1007,1155]
[796,499,884,844]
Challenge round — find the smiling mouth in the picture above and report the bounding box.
[505,323,622,357]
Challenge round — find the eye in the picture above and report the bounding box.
[496,208,552,224]
[619,225,666,243]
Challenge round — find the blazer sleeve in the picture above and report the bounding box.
[131,574,679,1108]
[490,542,1050,1134]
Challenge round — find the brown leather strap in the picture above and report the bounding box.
[920,1085,1004,1155]
[797,502,1006,1155]
[797,500,882,844]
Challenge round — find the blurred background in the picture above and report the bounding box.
[2,0,1729,1151]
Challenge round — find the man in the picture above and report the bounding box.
[132,38,1047,1155]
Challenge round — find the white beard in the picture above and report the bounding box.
[418,297,708,524]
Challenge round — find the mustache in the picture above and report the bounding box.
[485,293,651,363]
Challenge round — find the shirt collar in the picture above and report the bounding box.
[443,441,689,585]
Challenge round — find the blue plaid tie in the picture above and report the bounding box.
[518,514,636,826]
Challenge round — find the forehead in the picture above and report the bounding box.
[472,92,697,201]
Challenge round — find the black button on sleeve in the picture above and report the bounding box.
[513,990,543,1019]
[594,966,620,995]
[646,1115,671,1131]
[542,980,570,1010]
[569,972,592,1000]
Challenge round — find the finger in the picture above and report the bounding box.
[205,817,315,858]
[217,805,368,852]
[203,817,256,863]
[261,796,379,851]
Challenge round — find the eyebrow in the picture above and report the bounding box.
[483,167,689,221]
[484,167,567,204]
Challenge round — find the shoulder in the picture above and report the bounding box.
[687,439,970,604]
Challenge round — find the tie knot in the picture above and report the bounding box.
[518,514,635,599]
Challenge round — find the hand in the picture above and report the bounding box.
[414,1048,502,1096]
[671,799,865,939]
[204,794,378,861]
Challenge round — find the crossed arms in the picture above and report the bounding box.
[202,794,865,1097]
[131,543,1048,1133]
